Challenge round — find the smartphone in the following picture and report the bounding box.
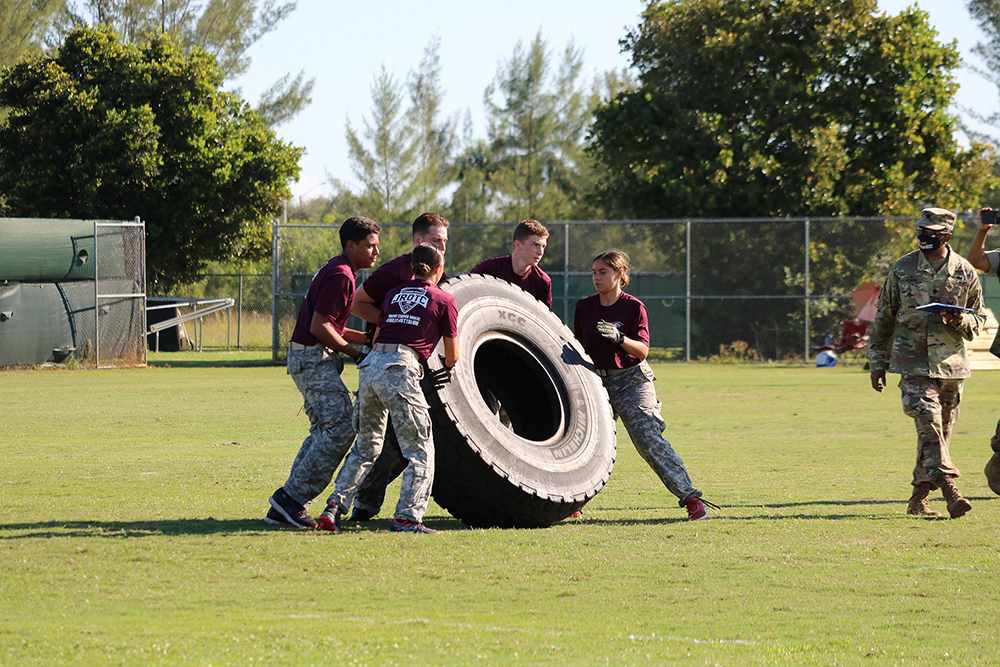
[984,209,998,226]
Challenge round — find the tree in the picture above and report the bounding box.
[406,35,458,212]
[336,65,417,221]
[0,25,301,292]
[0,0,63,68]
[52,0,312,127]
[482,31,555,221]
[590,0,991,219]
[963,0,1000,207]
[476,31,605,223]
[588,0,996,358]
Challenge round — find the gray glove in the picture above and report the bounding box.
[597,319,624,344]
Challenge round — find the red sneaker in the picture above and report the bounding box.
[686,497,707,521]
[317,503,342,532]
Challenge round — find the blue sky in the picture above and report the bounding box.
[231,1,994,203]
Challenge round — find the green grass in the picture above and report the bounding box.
[2,354,1000,665]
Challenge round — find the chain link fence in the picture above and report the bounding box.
[92,221,146,367]
[158,274,274,350]
[271,217,999,363]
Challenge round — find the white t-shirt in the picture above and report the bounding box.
[986,249,1000,275]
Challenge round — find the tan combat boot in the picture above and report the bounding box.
[937,477,972,519]
[984,453,1000,496]
[906,484,941,517]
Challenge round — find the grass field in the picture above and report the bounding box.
[2,353,1000,665]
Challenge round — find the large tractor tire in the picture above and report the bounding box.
[424,273,616,528]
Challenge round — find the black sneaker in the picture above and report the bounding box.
[390,517,439,534]
[350,507,377,522]
[268,487,317,529]
[263,507,287,526]
[317,503,342,532]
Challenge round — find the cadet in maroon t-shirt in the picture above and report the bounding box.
[349,213,450,521]
[574,249,714,522]
[266,216,381,530]
[472,219,552,308]
[325,243,459,534]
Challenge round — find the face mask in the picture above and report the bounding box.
[918,233,943,254]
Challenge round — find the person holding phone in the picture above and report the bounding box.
[869,208,986,519]
[965,207,1000,496]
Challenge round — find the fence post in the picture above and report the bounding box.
[804,218,810,364]
[272,219,281,364]
[94,219,100,367]
[563,222,570,325]
[237,274,243,350]
[685,219,691,363]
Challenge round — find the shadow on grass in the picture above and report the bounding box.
[147,358,279,369]
[576,495,999,523]
[0,516,469,538]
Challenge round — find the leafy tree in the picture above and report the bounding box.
[591,0,990,219]
[589,0,996,358]
[1,0,63,67]
[0,25,301,292]
[52,0,311,127]
[406,35,458,212]
[964,0,1000,207]
[446,114,491,223]
[482,31,554,221]
[475,31,605,223]
[336,65,416,221]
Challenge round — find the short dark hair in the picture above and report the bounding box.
[339,216,380,249]
[413,212,449,236]
[513,220,548,243]
[411,242,443,278]
[594,249,631,288]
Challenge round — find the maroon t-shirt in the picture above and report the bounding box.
[361,252,414,308]
[472,255,552,308]
[574,292,650,370]
[290,255,356,346]
[376,279,458,361]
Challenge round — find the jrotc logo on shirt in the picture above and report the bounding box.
[392,287,429,314]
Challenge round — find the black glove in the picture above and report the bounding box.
[354,350,368,366]
[364,327,375,348]
[428,365,453,388]
[597,319,625,344]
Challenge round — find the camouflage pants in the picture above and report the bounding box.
[603,362,700,506]
[283,347,357,507]
[332,345,434,522]
[899,375,962,486]
[352,418,408,515]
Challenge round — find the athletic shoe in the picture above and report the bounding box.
[390,517,439,534]
[317,503,342,533]
[268,487,317,529]
[350,507,377,521]
[570,510,583,518]
[686,497,708,521]
[263,507,287,526]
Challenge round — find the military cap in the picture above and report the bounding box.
[915,207,956,233]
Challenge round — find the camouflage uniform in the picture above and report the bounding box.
[332,345,434,522]
[602,361,701,506]
[868,246,986,485]
[283,347,357,506]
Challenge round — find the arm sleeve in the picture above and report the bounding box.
[986,250,1000,275]
[866,273,898,372]
[956,272,987,341]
